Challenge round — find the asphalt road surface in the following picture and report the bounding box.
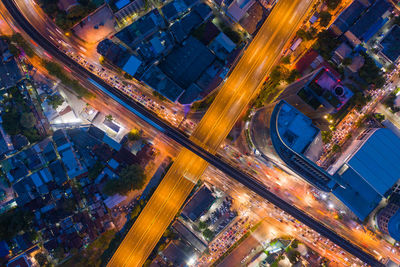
[2,0,383,266]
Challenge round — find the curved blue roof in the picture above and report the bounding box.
[388,209,400,241]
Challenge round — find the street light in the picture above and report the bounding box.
[187,256,197,266]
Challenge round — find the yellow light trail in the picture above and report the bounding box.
[108,0,316,266]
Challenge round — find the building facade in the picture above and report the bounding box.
[250,100,400,239]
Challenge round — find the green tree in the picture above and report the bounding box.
[287,249,301,264]
[308,26,317,37]
[352,91,367,111]
[270,65,289,83]
[47,94,65,109]
[42,60,92,98]
[103,165,146,195]
[281,55,291,64]
[286,69,300,83]
[203,228,215,241]
[296,29,312,41]
[130,204,142,219]
[374,113,385,122]
[0,208,33,240]
[321,131,332,143]
[2,108,21,135]
[22,128,41,143]
[313,30,340,59]
[87,161,104,180]
[198,221,207,229]
[20,112,36,129]
[105,114,113,121]
[221,27,242,44]
[127,129,141,141]
[152,90,166,101]
[67,5,87,20]
[359,54,385,88]
[10,33,34,57]
[291,239,299,248]
[332,144,341,153]
[326,0,341,10]
[319,11,332,27]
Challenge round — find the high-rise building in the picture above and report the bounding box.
[250,100,400,239]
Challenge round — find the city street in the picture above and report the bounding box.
[1,0,399,266]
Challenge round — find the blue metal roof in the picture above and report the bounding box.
[380,25,400,62]
[388,209,400,241]
[348,0,392,41]
[347,128,400,197]
[333,0,368,33]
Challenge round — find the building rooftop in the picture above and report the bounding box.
[172,220,207,252]
[161,1,187,22]
[181,12,203,36]
[122,55,142,76]
[115,9,165,48]
[59,146,87,179]
[342,128,400,196]
[7,254,30,267]
[115,0,130,10]
[333,167,383,220]
[193,3,212,20]
[103,118,120,133]
[193,20,220,45]
[141,65,184,102]
[178,83,202,104]
[388,208,400,241]
[347,0,392,42]
[170,21,188,43]
[227,0,254,22]
[162,241,191,266]
[0,58,22,90]
[182,0,198,8]
[49,160,67,185]
[159,36,215,89]
[380,25,400,63]
[330,128,400,220]
[209,32,236,60]
[276,102,319,154]
[181,185,215,221]
[331,0,369,34]
[295,49,319,74]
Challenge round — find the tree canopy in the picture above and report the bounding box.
[325,0,342,10]
[43,60,92,98]
[48,94,65,109]
[203,228,215,241]
[103,165,146,195]
[359,54,385,88]
[20,112,36,129]
[10,33,34,57]
[319,11,332,27]
[127,129,141,141]
[0,209,33,241]
[313,30,340,59]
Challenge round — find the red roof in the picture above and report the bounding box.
[296,49,319,74]
[7,255,30,267]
